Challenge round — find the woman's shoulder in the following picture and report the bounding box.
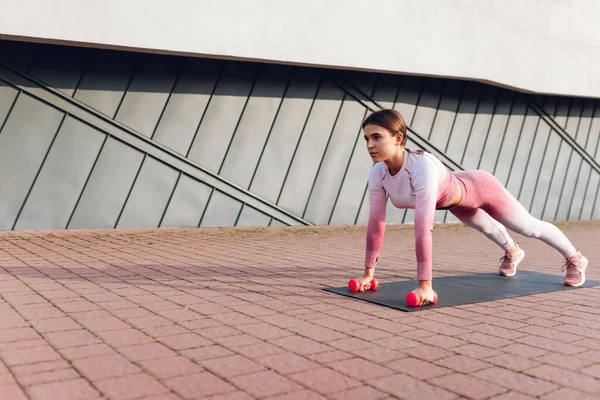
[409,149,443,170]
[368,162,387,185]
[369,162,387,175]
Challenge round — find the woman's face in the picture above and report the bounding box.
[363,123,403,163]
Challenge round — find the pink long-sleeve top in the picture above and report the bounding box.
[365,149,461,280]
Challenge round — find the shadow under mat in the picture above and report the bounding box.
[323,270,600,312]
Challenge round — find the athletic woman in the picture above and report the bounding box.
[354,109,589,306]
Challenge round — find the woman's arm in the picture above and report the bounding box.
[364,171,387,269]
[410,160,440,281]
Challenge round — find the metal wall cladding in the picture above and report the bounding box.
[0,39,599,230]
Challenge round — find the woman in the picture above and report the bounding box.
[354,109,589,306]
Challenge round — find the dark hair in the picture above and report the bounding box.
[362,109,408,146]
[362,109,435,158]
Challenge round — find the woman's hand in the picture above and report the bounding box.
[354,268,375,291]
[410,281,436,305]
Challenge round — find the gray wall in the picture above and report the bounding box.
[3,0,600,98]
[0,40,599,230]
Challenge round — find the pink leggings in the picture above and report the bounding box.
[448,170,576,260]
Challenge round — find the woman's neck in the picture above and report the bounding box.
[384,147,405,176]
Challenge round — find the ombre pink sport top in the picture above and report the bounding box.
[365,150,461,280]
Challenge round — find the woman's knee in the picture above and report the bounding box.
[517,225,543,239]
[482,228,499,238]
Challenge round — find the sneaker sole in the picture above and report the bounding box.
[565,272,586,287]
[499,251,525,277]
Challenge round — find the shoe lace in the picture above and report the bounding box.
[499,243,519,264]
[561,258,582,274]
[499,251,516,264]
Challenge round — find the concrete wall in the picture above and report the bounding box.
[0,40,599,231]
[1,0,599,98]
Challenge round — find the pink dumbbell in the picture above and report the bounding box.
[405,291,438,307]
[348,278,378,292]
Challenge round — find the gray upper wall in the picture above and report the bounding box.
[1,0,599,99]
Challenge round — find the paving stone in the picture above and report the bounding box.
[0,223,598,400]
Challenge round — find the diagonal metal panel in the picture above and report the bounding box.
[330,70,600,224]
[1,41,597,229]
[527,97,600,174]
[332,70,600,178]
[325,71,465,172]
[0,61,312,227]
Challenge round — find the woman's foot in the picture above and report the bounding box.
[499,243,525,277]
[563,250,588,287]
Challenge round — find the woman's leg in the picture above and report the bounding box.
[450,206,525,276]
[477,173,576,257]
[450,206,515,252]
[457,170,588,286]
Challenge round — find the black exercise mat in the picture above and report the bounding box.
[323,270,600,312]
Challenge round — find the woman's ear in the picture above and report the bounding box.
[396,133,404,146]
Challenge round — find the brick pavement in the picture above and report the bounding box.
[0,220,599,399]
